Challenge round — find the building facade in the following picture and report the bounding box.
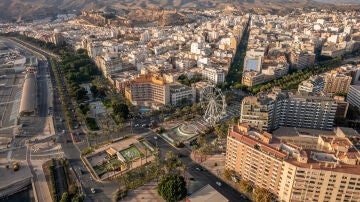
[242,71,265,87]
[239,96,275,132]
[169,83,196,106]
[323,71,352,94]
[226,123,360,202]
[240,88,337,132]
[226,123,285,195]
[202,67,225,84]
[347,85,360,110]
[125,74,170,106]
[289,50,315,70]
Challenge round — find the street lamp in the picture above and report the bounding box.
[154,136,158,149]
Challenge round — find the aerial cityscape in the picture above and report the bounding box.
[0,0,360,202]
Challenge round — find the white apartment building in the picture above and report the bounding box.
[202,67,225,84]
[169,83,196,106]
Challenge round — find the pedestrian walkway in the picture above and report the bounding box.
[26,147,52,202]
[190,153,226,178]
[122,180,164,202]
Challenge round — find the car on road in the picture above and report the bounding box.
[195,167,203,171]
[91,188,96,194]
[141,124,146,127]
[216,181,222,186]
[135,124,139,127]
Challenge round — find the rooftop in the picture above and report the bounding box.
[230,123,360,175]
[285,152,360,175]
[187,184,229,202]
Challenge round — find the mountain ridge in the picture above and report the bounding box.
[1,0,359,21]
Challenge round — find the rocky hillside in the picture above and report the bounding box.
[1,0,358,21]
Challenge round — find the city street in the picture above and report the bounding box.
[7,38,120,201]
[143,130,249,202]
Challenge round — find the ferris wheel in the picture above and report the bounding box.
[200,85,226,126]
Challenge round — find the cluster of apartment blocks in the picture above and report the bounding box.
[9,11,247,108]
[298,64,360,95]
[240,87,340,132]
[296,64,360,120]
[241,11,360,87]
[226,122,360,202]
[77,14,241,108]
[240,65,360,131]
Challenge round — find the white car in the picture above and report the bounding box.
[216,181,222,186]
[91,188,96,194]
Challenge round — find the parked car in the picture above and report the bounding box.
[195,167,203,171]
[91,188,96,194]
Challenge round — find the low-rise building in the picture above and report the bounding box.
[297,75,324,93]
[241,71,265,87]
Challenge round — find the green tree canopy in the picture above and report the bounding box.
[60,192,68,202]
[253,187,273,202]
[113,103,129,119]
[157,174,187,202]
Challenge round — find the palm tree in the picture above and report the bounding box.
[165,151,175,160]
[181,164,187,177]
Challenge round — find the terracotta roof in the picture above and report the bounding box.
[230,129,286,159]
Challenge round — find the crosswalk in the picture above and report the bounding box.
[30,144,65,160]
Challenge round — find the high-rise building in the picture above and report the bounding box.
[226,123,360,202]
[289,50,315,70]
[125,74,196,107]
[95,54,125,78]
[347,85,360,110]
[239,95,275,131]
[226,123,285,195]
[334,96,349,118]
[52,28,65,45]
[323,70,352,94]
[240,88,337,132]
[125,74,170,106]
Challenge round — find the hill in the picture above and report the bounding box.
[0,0,358,21]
